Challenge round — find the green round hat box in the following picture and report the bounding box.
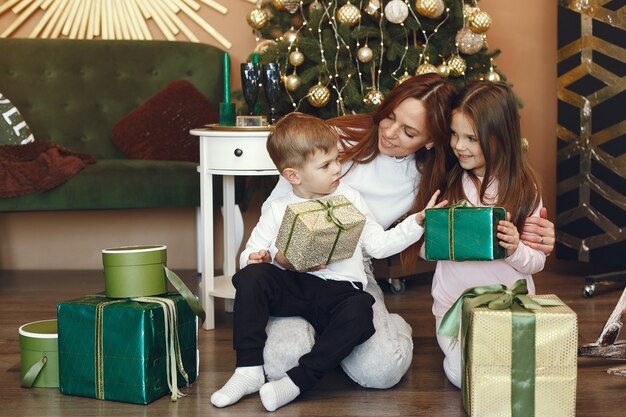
[102,245,168,298]
[19,319,59,388]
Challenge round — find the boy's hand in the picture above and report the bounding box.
[520,207,554,255]
[416,189,448,227]
[247,249,271,265]
[497,213,520,256]
[275,251,326,272]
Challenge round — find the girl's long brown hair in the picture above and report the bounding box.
[327,74,457,269]
[445,81,541,230]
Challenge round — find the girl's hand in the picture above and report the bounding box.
[246,249,271,265]
[520,207,554,255]
[416,189,448,227]
[498,213,520,256]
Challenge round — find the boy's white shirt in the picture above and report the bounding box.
[240,182,424,288]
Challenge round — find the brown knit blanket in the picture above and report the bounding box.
[0,141,96,198]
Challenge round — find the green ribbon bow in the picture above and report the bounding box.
[283,199,349,267]
[437,279,564,417]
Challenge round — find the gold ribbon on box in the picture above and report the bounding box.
[437,279,564,417]
[94,297,190,402]
[445,200,469,261]
[283,199,349,266]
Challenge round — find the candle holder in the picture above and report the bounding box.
[261,63,281,125]
[236,62,267,127]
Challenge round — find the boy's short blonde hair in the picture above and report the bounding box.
[267,112,339,172]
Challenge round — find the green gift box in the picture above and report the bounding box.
[425,202,506,261]
[275,194,365,271]
[57,293,198,404]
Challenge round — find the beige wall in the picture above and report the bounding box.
[0,1,556,270]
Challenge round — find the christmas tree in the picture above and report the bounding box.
[246,0,503,119]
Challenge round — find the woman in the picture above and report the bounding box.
[260,74,555,389]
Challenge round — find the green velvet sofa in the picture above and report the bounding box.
[0,38,225,212]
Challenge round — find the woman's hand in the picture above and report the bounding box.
[498,213,520,257]
[246,249,271,265]
[416,189,448,226]
[520,207,555,255]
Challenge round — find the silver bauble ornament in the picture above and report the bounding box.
[364,89,385,106]
[284,73,302,92]
[289,50,305,66]
[337,2,361,26]
[247,8,269,30]
[415,0,445,19]
[283,0,300,13]
[357,45,374,63]
[486,70,501,82]
[447,55,467,77]
[456,27,484,55]
[415,62,437,75]
[384,0,409,24]
[307,83,331,107]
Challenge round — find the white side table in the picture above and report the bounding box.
[191,125,277,330]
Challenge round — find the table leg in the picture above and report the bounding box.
[200,170,215,330]
[223,176,237,313]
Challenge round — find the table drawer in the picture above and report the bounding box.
[201,133,277,171]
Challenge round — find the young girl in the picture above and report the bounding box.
[430,81,546,388]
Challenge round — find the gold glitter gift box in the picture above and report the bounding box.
[463,294,578,417]
[275,195,365,271]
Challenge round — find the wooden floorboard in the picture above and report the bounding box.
[1,259,625,416]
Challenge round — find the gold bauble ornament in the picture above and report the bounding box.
[384,0,409,24]
[289,50,305,66]
[364,89,385,106]
[271,0,286,10]
[486,70,501,82]
[456,27,484,55]
[357,45,374,63]
[309,0,324,13]
[463,4,478,19]
[415,62,438,75]
[447,55,467,77]
[254,39,277,54]
[247,8,269,30]
[337,2,361,26]
[284,73,302,92]
[307,83,331,107]
[364,0,381,16]
[437,63,450,77]
[284,28,299,43]
[283,0,300,13]
[415,0,445,19]
[469,10,492,33]
[395,71,413,86]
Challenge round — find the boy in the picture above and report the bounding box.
[211,112,444,411]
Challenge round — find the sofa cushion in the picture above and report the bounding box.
[0,141,95,198]
[112,80,218,162]
[0,92,34,145]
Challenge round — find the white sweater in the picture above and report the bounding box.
[241,182,424,288]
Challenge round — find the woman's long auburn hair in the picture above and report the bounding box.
[327,74,457,269]
[445,81,541,230]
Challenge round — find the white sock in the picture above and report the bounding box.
[259,376,301,412]
[210,366,264,408]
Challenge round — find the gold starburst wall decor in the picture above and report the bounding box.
[0,0,256,49]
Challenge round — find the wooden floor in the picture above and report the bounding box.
[1,259,625,417]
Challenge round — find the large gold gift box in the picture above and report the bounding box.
[464,294,578,417]
[275,195,365,271]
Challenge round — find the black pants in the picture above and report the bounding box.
[232,263,375,392]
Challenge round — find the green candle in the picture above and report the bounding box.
[223,52,231,104]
